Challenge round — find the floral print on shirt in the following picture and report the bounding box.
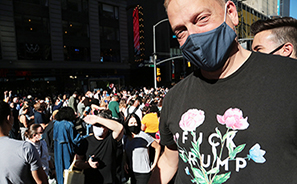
[174,108,266,184]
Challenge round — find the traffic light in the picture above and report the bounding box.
[157,76,161,82]
[187,61,191,67]
[157,67,161,76]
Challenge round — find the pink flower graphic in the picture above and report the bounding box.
[217,108,249,130]
[179,109,205,131]
[173,132,179,142]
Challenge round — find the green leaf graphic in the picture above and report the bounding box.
[215,127,222,141]
[230,144,246,160]
[222,131,237,142]
[227,142,234,158]
[207,167,219,175]
[179,152,188,163]
[213,172,231,184]
[191,178,197,183]
[191,142,201,159]
[190,148,200,161]
[192,167,208,183]
[191,178,207,184]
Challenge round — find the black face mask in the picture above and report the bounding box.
[128,126,140,134]
[269,43,285,54]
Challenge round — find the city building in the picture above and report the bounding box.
[234,0,269,50]
[277,0,290,17]
[243,0,278,17]
[0,0,278,97]
[0,0,130,96]
[127,0,195,88]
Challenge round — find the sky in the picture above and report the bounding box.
[290,0,297,19]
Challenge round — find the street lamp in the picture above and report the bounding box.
[153,18,168,89]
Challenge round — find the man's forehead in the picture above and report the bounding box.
[167,0,223,29]
[167,0,222,17]
[254,30,276,43]
[252,30,278,50]
[167,0,223,9]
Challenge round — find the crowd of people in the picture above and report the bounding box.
[2,0,297,183]
[1,86,168,184]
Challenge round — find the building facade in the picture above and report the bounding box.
[0,0,130,96]
[0,0,281,96]
[243,0,278,17]
[278,0,290,17]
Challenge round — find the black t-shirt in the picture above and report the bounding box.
[75,133,117,184]
[160,52,297,184]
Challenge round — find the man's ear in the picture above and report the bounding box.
[226,1,239,26]
[280,42,294,58]
[5,115,12,125]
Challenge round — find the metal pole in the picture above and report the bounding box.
[153,25,157,89]
[153,18,168,89]
[156,55,183,66]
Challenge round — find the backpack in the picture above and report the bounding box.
[42,121,55,154]
[126,105,139,117]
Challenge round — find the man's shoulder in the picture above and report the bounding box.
[85,134,96,142]
[163,73,195,102]
[138,131,149,137]
[252,52,297,67]
[109,101,118,106]
[143,113,156,119]
[250,52,297,79]
[138,131,154,142]
[1,136,23,145]
[1,137,35,153]
[55,119,73,125]
[54,120,74,132]
[34,111,41,115]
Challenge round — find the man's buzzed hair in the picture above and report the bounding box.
[251,17,297,57]
[164,0,225,10]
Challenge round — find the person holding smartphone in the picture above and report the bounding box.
[74,109,124,184]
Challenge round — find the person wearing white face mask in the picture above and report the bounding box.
[74,110,124,184]
[25,124,55,178]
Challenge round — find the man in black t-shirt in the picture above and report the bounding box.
[148,0,297,184]
[74,110,124,184]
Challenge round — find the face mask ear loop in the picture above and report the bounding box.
[224,3,228,22]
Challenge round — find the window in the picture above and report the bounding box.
[0,44,2,60]
[63,21,89,37]
[62,0,90,61]
[14,14,51,60]
[63,20,90,61]
[100,48,120,62]
[99,3,119,20]
[100,26,119,41]
[17,0,48,6]
[98,3,120,62]
[17,43,51,60]
[64,46,90,61]
[62,0,88,12]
